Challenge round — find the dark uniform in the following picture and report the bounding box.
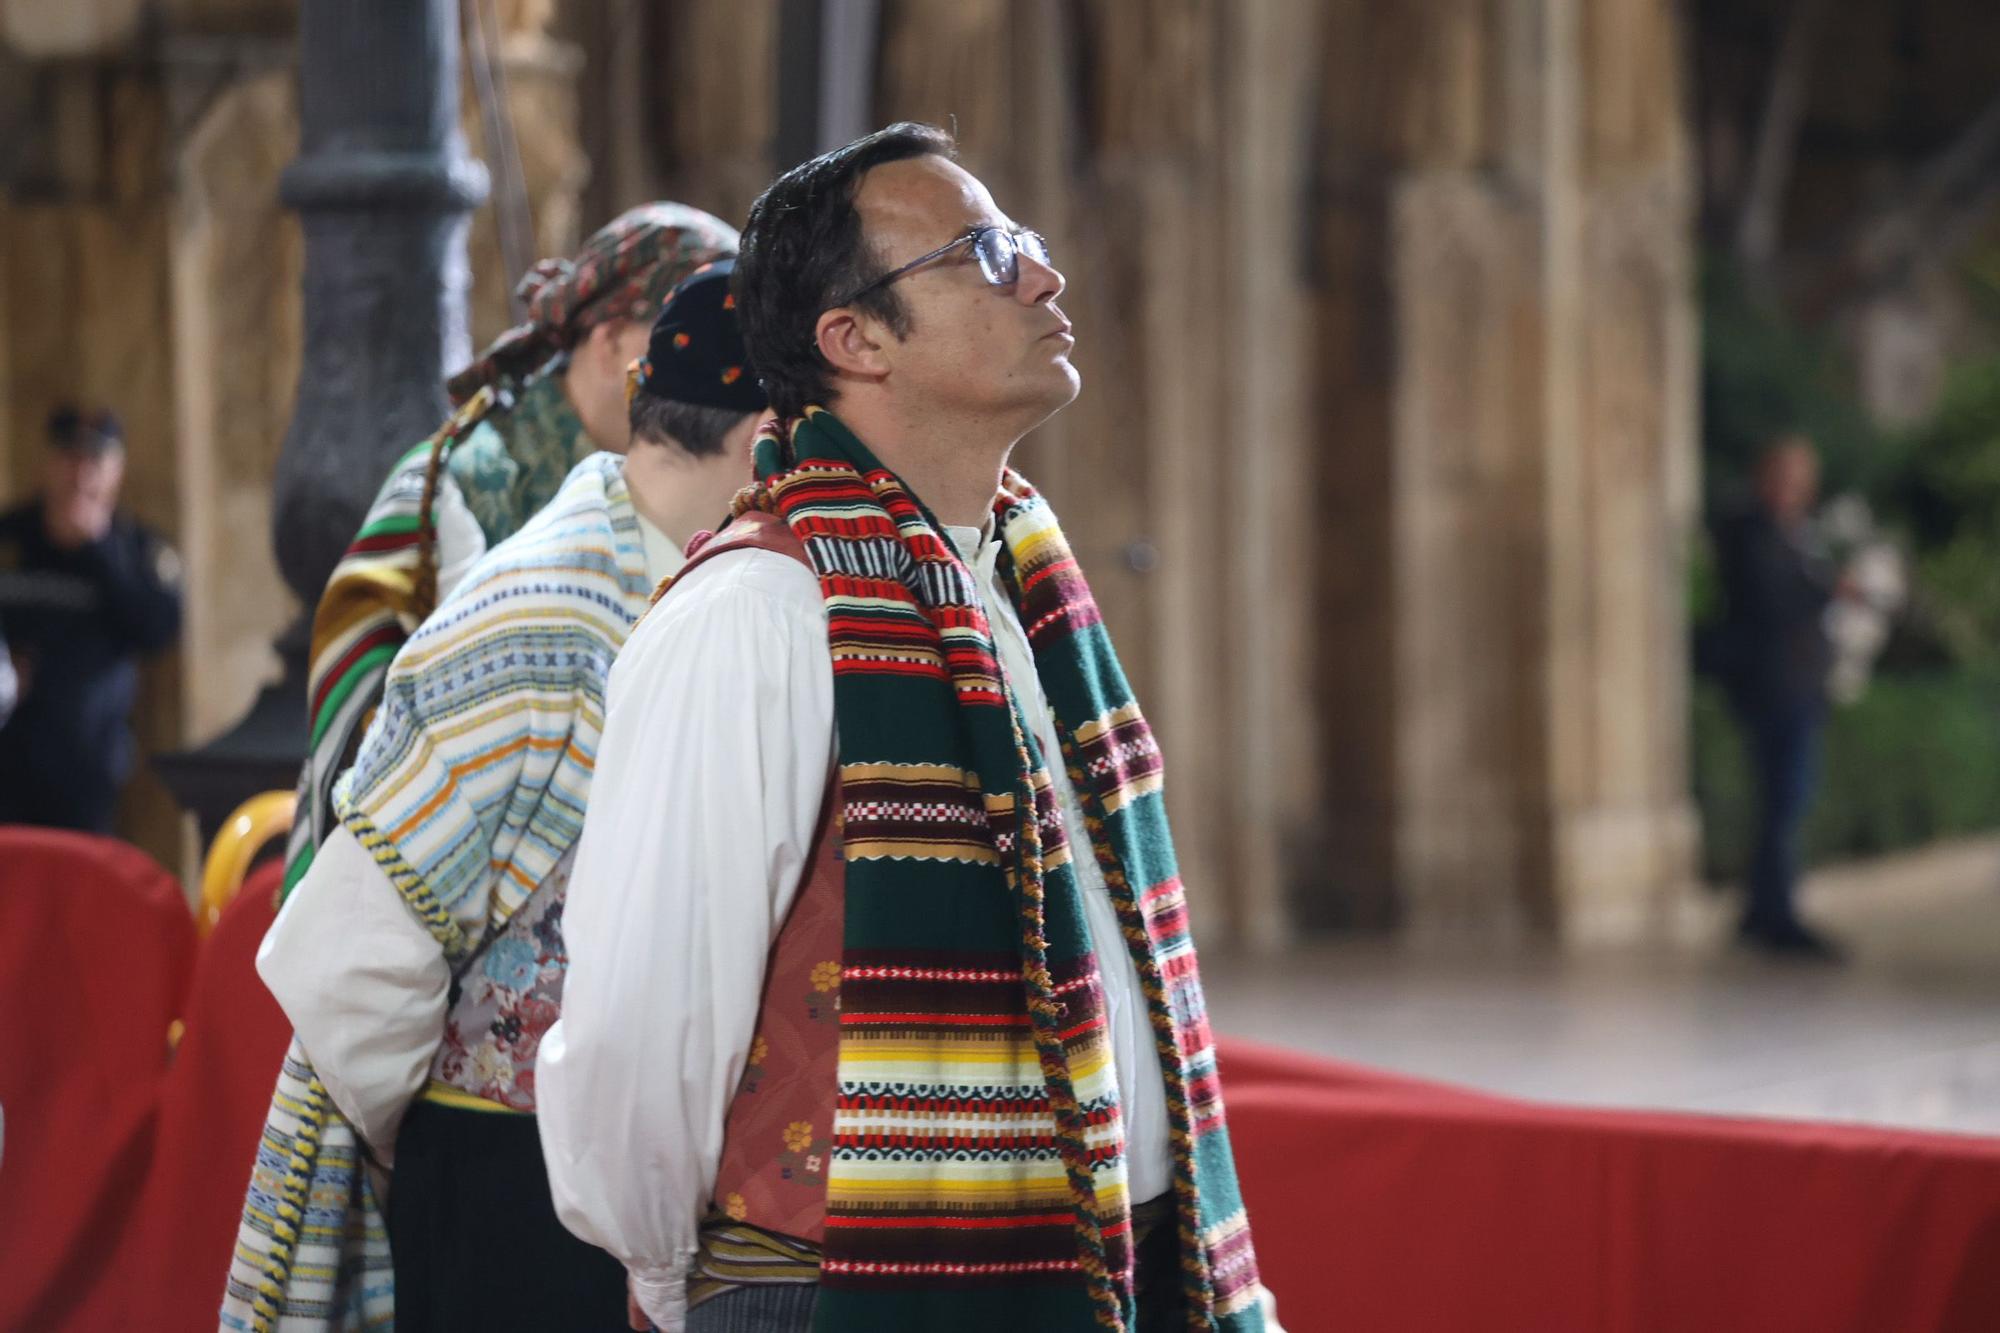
[0,499,182,832]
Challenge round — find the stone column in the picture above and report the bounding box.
[1216,0,1320,950]
[1306,0,1697,941]
[272,0,489,597]
[164,64,301,749]
[573,0,778,231]
[1545,0,1701,940]
[158,0,490,843]
[661,0,781,224]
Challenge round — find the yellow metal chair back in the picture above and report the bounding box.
[197,791,297,938]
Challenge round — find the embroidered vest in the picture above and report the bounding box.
[711,791,845,1241]
[670,512,845,1243]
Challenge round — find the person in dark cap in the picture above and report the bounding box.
[0,407,181,833]
[227,262,768,1331]
[283,202,740,909]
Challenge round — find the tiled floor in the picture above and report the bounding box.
[1202,836,2000,1137]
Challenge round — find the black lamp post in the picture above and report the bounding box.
[157,0,488,845]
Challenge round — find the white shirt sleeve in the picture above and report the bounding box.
[431,474,488,606]
[535,548,833,1333]
[256,824,451,1164]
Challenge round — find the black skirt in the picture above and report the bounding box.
[387,1098,630,1331]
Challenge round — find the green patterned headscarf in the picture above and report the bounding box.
[446,201,741,403]
[728,409,1266,1333]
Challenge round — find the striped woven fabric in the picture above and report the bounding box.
[280,366,593,902]
[690,1216,822,1303]
[741,409,1263,1333]
[221,454,654,1332]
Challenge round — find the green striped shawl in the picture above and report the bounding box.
[739,409,1263,1333]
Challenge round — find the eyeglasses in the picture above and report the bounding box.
[833,224,1052,308]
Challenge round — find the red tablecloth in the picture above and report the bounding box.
[1219,1038,2000,1333]
[9,832,1999,1333]
[0,827,195,1330]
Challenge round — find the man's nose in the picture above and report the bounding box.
[1017,250,1065,305]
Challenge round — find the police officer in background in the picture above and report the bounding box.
[0,407,182,833]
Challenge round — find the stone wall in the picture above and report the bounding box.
[0,1,586,873]
[0,58,187,861]
[2,0,1698,942]
[552,0,1697,946]
[866,0,1696,943]
[1304,0,1699,940]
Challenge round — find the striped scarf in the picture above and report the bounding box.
[743,410,1263,1333]
[221,454,654,1331]
[279,367,591,901]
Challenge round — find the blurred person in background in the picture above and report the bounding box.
[283,202,739,898]
[0,407,181,833]
[1712,433,1848,960]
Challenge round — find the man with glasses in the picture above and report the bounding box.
[541,123,1274,1333]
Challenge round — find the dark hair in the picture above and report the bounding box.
[735,122,958,419]
[628,392,750,459]
[46,405,123,451]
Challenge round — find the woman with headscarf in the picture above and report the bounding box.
[282,201,740,899]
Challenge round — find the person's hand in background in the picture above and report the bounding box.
[0,633,16,727]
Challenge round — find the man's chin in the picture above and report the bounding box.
[1047,356,1082,407]
[1026,366,1081,427]
[979,362,1081,436]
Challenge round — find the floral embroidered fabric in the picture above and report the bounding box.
[431,848,577,1110]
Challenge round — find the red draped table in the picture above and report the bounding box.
[1219,1038,2000,1333]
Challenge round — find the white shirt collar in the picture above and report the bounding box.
[943,521,1002,592]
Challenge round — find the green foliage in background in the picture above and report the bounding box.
[1699,258,1899,514]
[1883,357,2000,669]
[1692,674,2000,880]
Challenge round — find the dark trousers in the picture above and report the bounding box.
[1130,1203,1189,1333]
[688,1282,817,1332]
[1741,700,1826,933]
[387,1099,628,1331]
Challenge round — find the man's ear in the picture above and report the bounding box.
[815,307,892,383]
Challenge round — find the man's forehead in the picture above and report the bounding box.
[856,156,1009,244]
